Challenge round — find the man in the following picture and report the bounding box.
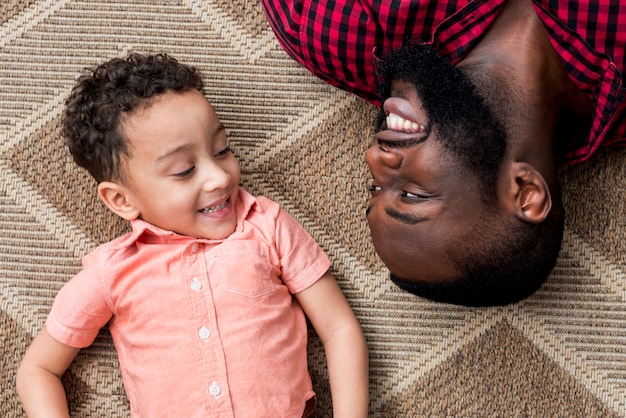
[261,0,626,305]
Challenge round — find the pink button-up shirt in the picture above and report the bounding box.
[46,189,331,417]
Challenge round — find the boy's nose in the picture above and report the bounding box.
[202,165,231,191]
[365,143,403,170]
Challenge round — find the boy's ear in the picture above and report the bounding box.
[97,181,140,221]
[504,162,552,224]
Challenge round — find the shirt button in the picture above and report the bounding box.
[190,277,202,292]
[191,243,199,253]
[199,326,211,342]
[209,381,221,397]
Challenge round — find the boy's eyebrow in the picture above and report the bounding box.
[155,123,227,162]
[213,122,226,136]
[156,144,192,162]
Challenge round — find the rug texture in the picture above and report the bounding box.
[2,1,626,417]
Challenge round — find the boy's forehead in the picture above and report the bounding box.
[119,89,220,152]
[118,93,173,141]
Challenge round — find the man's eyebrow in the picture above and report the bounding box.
[366,200,430,224]
[385,207,429,224]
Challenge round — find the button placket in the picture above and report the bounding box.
[186,241,231,410]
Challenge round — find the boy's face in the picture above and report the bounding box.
[118,89,240,240]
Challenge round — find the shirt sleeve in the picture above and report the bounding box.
[46,248,114,348]
[273,207,332,294]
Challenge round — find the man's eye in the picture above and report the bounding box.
[368,185,381,194]
[401,190,427,199]
[174,166,195,178]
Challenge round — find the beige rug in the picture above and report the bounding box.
[2,1,626,417]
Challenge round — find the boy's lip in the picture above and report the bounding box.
[198,195,231,214]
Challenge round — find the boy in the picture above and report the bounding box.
[16,53,369,417]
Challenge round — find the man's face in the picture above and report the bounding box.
[365,79,491,285]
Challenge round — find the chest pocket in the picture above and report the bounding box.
[216,240,275,298]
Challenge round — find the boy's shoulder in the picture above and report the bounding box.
[84,220,182,260]
[81,228,141,262]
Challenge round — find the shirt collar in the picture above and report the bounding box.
[111,188,261,249]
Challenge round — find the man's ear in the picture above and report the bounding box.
[97,181,140,221]
[505,162,552,224]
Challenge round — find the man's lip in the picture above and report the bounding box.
[381,97,427,137]
[383,97,422,125]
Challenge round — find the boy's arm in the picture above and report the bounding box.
[16,327,80,418]
[296,270,369,418]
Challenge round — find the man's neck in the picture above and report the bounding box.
[458,0,592,166]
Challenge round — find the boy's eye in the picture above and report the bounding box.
[368,184,381,194]
[174,166,195,178]
[215,147,232,157]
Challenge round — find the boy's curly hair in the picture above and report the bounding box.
[63,53,204,183]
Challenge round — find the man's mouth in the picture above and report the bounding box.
[386,112,424,133]
[199,198,229,214]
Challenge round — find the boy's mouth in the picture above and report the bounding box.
[199,198,229,214]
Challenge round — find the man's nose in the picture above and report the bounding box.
[365,143,403,169]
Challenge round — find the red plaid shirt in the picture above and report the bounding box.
[261,0,626,164]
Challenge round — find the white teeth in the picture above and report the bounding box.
[200,199,228,213]
[386,113,423,133]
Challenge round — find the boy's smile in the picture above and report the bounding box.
[113,89,240,240]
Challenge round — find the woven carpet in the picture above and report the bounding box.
[2,1,626,417]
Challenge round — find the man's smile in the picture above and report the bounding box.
[385,112,423,133]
